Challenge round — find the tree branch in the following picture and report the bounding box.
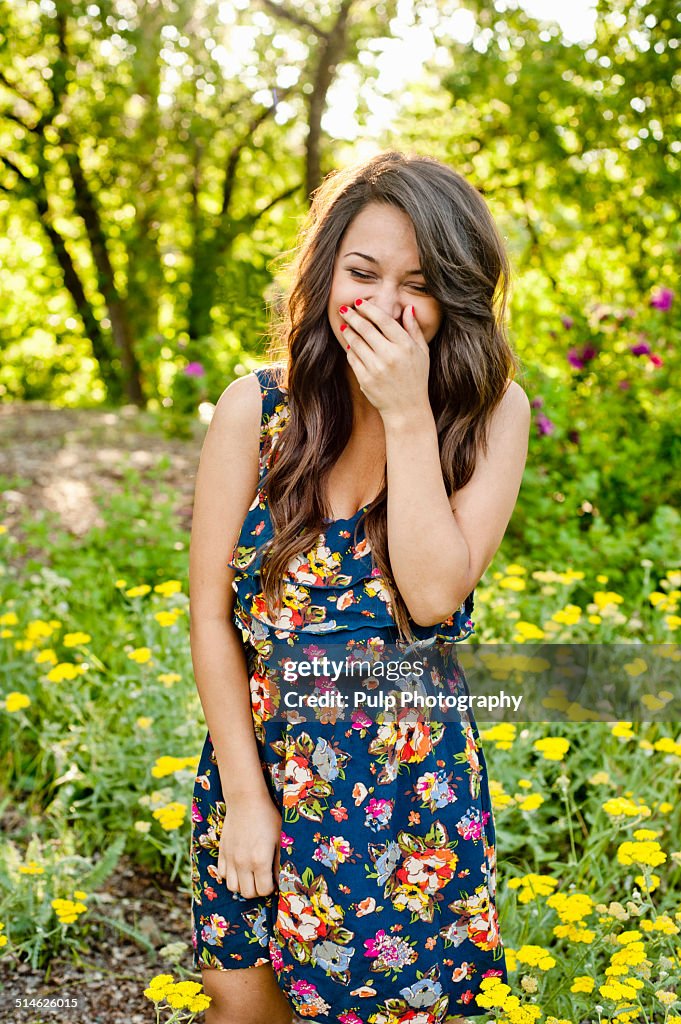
[0,152,33,186]
[220,84,295,217]
[259,0,329,39]
[0,69,42,110]
[305,0,355,197]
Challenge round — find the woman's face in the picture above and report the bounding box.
[327,201,443,353]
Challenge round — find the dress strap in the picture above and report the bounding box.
[252,365,289,480]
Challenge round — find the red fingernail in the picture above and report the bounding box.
[346,344,351,350]
[339,305,348,313]
[340,324,348,332]
[412,305,415,316]
[355,298,363,306]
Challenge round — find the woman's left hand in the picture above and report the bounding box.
[339,299,431,423]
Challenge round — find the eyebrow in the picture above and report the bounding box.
[343,250,424,276]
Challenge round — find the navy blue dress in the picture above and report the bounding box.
[190,365,508,1021]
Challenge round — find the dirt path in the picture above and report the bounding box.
[0,401,205,538]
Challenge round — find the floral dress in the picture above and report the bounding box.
[190,366,508,1022]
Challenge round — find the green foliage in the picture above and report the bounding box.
[1,3,680,1015]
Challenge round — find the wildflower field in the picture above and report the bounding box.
[1,0,680,1018]
[1,287,680,1024]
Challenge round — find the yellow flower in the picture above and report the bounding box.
[533,736,570,761]
[25,619,56,641]
[634,873,660,893]
[479,723,516,750]
[639,915,679,935]
[151,755,198,778]
[617,840,666,867]
[517,793,544,811]
[35,649,58,664]
[125,584,152,598]
[570,976,594,993]
[599,979,640,1000]
[602,797,651,818]
[51,898,87,924]
[515,944,556,970]
[4,692,31,712]
[158,672,181,688]
[46,662,88,683]
[623,657,647,677]
[611,721,635,739]
[0,611,19,626]
[551,604,582,625]
[63,632,92,647]
[128,647,152,664]
[152,802,187,831]
[154,580,183,596]
[553,923,595,943]
[547,892,594,923]
[474,977,512,1009]
[653,736,681,757]
[143,973,176,1002]
[18,860,44,875]
[593,590,624,608]
[513,621,545,641]
[154,610,183,627]
[500,576,526,591]
[632,828,659,840]
[187,994,211,1012]
[507,874,558,904]
[136,717,154,729]
[615,930,642,945]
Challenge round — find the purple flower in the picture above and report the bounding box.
[630,342,651,356]
[567,345,597,369]
[184,361,205,377]
[560,315,574,330]
[618,380,631,390]
[650,287,674,312]
[530,396,544,409]
[536,414,555,436]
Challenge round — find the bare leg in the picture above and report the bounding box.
[202,963,293,1024]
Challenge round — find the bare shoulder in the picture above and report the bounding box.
[500,378,531,420]
[210,370,263,440]
[188,371,263,623]
[481,378,530,461]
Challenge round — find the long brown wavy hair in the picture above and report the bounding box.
[255,149,520,643]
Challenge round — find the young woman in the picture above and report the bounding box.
[189,150,530,1024]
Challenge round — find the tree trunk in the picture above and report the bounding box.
[62,131,146,406]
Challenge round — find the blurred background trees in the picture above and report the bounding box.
[1,0,676,410]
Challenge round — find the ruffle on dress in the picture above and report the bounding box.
[227,493,475,648]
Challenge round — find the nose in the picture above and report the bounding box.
[363,282,406,324]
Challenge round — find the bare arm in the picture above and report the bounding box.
[188,370,269,802]
[384,380,531,627]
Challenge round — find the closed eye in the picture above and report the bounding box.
[348,269,430,293]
